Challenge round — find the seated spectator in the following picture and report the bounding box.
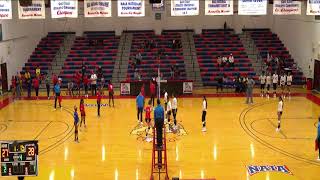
[170,65,175,79]
[234,75,241,93]
[35,66,41,77]
[267,52,271,61]
[135,52,142,65]
[172,39,177,49]
[222,56,228,67]
[217,56,222,67]
[228,53,234,67]
[177,39,182,48]
[149,39,155,49]
[134,68,141,80]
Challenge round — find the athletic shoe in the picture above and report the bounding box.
[317,157,320,161]
[202,127,207,132]
[276,128,280,132]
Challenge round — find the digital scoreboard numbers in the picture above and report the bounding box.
[1,141,38,177]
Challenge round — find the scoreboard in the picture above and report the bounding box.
[1,141,38,177]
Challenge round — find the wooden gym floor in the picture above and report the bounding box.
[0,89,320,180]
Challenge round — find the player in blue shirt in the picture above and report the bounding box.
[54,82,61,110]
[74,106,79,143]
[136,92,144,124]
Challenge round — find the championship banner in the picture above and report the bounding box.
[171,0,199,16]
[238,0,267,15]
[120,82,130,95]
[84,0,112,17]
[273,0,301,15]
[183,82,193,94]
[117,0,145,17]
[0,0,12,19]
[51,0,78,18]
[18,0,45,19]
[307,0,320,15]
[205,0,233,15]
[152,0,165,11]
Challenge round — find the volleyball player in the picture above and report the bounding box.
[144,100,152,138]
[166,96,172,132]
[259,72,266,97]
[96,88,102,117]
[74,106,79,143]
[286,72,293,97]
[80,98,86,128]
[53,80,61,110]
[108,81,114,107]
[136,92,144,125]
[280,73,286,97]
[266,73,272,98]
[276,96,284,132]
[164,90,168,112]
[272,72,279,98]
[172,94,178,129]
[202,96,207,132]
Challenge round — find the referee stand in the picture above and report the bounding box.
[150,127,169,180]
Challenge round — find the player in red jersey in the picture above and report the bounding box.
[96,88,102,117]
[108,81,114,107]
[145,100,153,137]
[149,79,156,106]
[33,77,40,99]
[79,98,86,128]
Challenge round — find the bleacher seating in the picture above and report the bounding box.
[194,29,256,86]
[22,32,73,77]
[59,31,119,87]
[126,30,187,80]
[243,28,305,85]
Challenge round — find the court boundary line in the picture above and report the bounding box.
[33,121,52,140]
[239,101,320,166]
[251,118,313,140]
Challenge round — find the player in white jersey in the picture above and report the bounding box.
[266,73,272,98]
[272,72,279,98]
[276,96,284,132]
[201,96,207,132]
[280,73,287,97]
[286,72,293,97]
[164,90,168,112]
[259,72,267,97]
[172,94,178,129]
[166,96,172,132]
